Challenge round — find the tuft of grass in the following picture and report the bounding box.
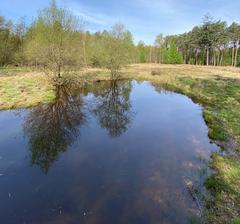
[206,154,240,194]
[205,154,240,223]
[203,110,225,141]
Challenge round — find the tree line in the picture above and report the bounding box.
[0,1,240,79]
[140,15,240,67]
[0,16,26,66]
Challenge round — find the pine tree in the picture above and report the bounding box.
[165,44,183,64]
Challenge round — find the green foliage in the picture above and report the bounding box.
[24,0,83,78]
[135,15,240,66]
[0,16,22,66]
[232,218,240,224]
[164,44,183,64]
[2,8,240,68]
[87,23,135,79]
[137,41,147,63]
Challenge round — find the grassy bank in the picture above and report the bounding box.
[206,154,240,223]
[0,72,55,110]
[0,64,240,223]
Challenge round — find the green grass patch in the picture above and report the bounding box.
[0,66,31,74]
[203,110,225,141]
[205,154,240,223]
[206,154,240,195]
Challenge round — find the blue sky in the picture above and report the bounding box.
[0,0,239,44]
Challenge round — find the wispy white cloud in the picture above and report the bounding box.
[70,9,108,25]
[63,0,116,28]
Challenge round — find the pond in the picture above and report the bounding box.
[0,80,219,224]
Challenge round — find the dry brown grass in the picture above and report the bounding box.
[125,63,240,79]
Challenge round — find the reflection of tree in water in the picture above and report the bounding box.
[24,85,86,173]
[93,80,133,137]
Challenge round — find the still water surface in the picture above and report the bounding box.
[0,80,219,224]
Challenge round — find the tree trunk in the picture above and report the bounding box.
[232,45,235,66]
[83,36,87,67]
[206,48,209,66]
[159,49,162,64]
[58,64,61,78]
[220,50,224,66]
[149,47,152,63]
[234,46,239,67]
[213,50,216,66]
[195,50,198,65]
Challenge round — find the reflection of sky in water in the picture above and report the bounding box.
[0,81,219,224]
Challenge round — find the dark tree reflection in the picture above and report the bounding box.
[24,85,86,173]
[93,80,133,137]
